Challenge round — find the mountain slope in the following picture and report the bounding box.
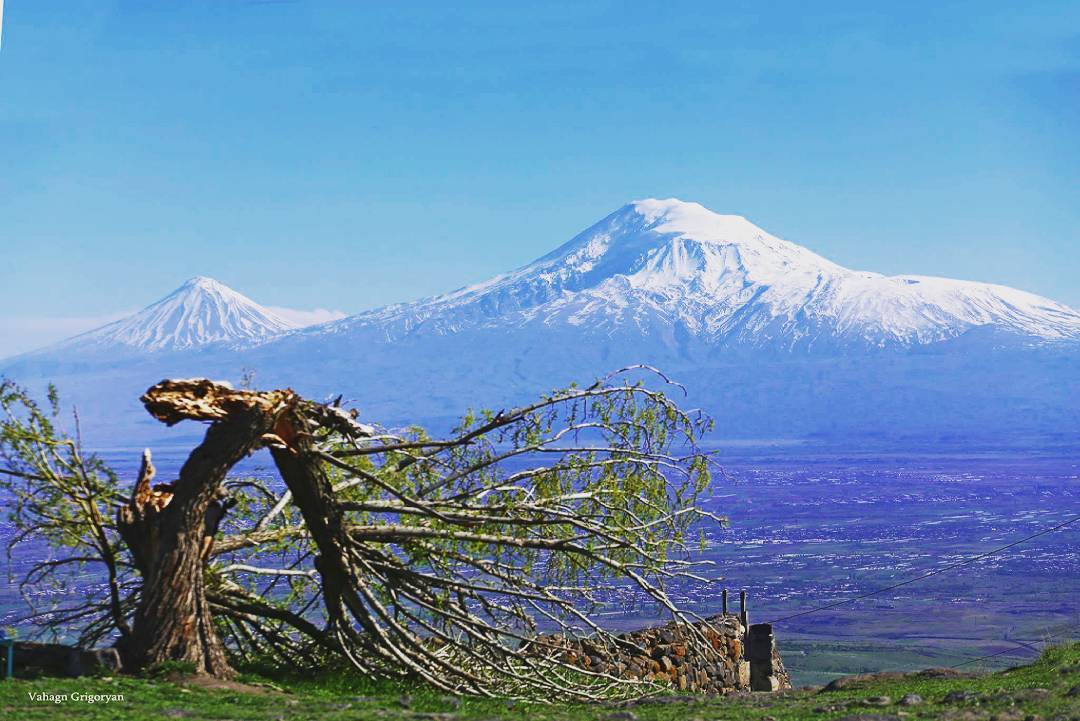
[48,276,297,354]
[319,199,1079,351]
[3,201,1077,447]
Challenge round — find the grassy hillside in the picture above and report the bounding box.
[1,643,1078,721]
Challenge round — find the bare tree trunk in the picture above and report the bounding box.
[117,380,293,677]
[266,412,355,632]
[99,370,717,699]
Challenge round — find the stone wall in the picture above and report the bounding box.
[532,613,790,695]
[11,642,122,677]
[747,622,791,691]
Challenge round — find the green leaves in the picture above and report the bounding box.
[0,378,133,646]
[323,367,719,662]
[0,368,724,699]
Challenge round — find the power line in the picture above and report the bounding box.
[949,645,1031,668]
[766,512,1080,625]
[948,622,1080,669]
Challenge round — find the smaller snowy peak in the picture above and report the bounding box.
[54,276,299,353]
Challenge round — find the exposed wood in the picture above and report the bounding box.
[117,449,169,576]
[140,378,295,427]
[118,379,297,677]
[11,369,721,698]
[266,411,355,634]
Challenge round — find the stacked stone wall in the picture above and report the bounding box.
[747,622,791,691]
[533,613,790,695]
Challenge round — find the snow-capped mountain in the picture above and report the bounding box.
[320,199,1079,350]
[49,276,298,353]
[3,199,1077,447]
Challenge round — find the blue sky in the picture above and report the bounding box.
[1,1,1078,355]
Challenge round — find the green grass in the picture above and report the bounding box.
[2,643,1078,720]
[777,638,1036,686]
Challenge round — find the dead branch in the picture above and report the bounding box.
[3,370,722,701]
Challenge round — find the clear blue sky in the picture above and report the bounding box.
[1,1,1078,355]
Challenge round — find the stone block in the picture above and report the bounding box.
[746,623,775,662]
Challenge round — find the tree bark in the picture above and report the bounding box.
[118,379,294,677]
[267,411,356,632]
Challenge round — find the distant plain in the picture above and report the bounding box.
[3,442,1075,685]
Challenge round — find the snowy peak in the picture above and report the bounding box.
[625,198,783,247]
[21,201,1080,360]
[332,198,1080,348]
[58,276,298,352]
[340,199,824,322]
[546,198,839,288]
[180,275,228,292]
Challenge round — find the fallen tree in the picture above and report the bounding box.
[0,368,724,700]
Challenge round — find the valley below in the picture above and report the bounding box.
[681,450,1079,685]
[3,443,1075,686]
